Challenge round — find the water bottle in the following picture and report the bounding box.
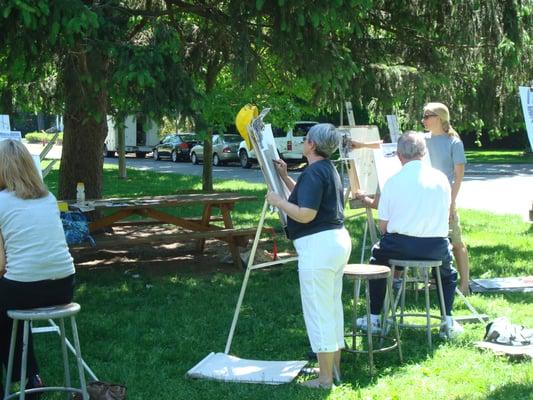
[76,182,85,203]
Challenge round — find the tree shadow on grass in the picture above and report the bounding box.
[473,291,533,306]
[481,382,533,400]
[469,244,533,278]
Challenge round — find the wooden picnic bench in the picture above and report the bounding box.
[69,192,260,268]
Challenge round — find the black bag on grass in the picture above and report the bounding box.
[73,381,126,400]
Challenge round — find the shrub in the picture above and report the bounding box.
[24,131,63,144]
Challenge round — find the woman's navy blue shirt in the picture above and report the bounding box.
[286,159,344,240]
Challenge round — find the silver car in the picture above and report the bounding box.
[190,134,242,166]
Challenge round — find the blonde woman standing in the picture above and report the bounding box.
[422,102,470,295]
[0,140,75,398]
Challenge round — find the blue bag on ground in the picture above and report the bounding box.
[60,211,96,246]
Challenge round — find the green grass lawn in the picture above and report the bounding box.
[465,150,533,164]
[35,165,533,400]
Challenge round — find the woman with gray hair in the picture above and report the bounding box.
[267,123,351,389]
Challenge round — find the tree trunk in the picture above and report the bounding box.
[0,87,13,115]
[201,64,220,192]
[202,132,213,191]
[58,48,109,200]
[117,122,127,179]
[37,113,45,131]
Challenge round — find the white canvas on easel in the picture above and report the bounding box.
[248,119,290,226]
[338,125,381,262]
[372,143,401,189]
[372,139,432,191]
[338,125,381,196]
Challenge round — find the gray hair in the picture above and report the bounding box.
[397,131,427,160]
[307,123,340,158]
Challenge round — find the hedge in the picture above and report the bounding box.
[24,131,63,144]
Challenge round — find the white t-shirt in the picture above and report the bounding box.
[378,160,450,237]
[0,190,75,282]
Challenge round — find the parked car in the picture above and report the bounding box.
[153,133,199,162]
[190,134,242,166]
[237,121,318,168]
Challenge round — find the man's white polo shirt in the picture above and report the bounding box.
[378,160,450,237]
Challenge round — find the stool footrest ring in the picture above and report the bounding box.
[5,386,83,400]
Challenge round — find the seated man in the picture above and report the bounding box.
[357,131,463,337]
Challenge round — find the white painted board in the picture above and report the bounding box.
[386,115,401,143]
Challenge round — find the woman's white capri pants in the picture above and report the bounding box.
[293,227,352,353]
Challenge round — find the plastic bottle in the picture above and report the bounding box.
[76,182,85,203]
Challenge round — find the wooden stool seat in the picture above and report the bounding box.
[344,264,390,279]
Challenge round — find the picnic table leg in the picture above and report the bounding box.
[220,204,243,269]
[88,209,135,233]
[195,204,213,252]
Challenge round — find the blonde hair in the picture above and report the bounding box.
[424,102,459,138]
[0,139,48,199]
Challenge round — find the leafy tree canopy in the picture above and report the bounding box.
[0,0,531,196]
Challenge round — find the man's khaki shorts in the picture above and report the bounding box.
[449,209,464,245]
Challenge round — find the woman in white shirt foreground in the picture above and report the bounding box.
[0,139,75,399]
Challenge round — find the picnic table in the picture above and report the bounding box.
[69,192,259,268]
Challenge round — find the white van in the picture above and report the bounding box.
[238,121,318,168]
[104,115,159,158]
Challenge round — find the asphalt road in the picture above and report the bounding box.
[27,143,533,221]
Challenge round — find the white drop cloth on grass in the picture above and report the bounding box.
[186,352,307,385]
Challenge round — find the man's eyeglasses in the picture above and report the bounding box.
[422,113,438,120]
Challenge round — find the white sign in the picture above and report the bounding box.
[0,115,10,131]
[519,86,533,150]
[386,115,401,143]
[0,131,22,141]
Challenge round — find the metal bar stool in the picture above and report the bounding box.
[343,264,403,375]
[4,303,89,400]
[389,259,448,350]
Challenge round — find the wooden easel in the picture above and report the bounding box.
[224,199,297,354]
[346,161,379,262]
[340,102,380,262]
[224,109,298,354]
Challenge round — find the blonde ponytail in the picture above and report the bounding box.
[442,121,460,138]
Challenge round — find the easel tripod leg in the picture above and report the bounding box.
[224,199,269,354]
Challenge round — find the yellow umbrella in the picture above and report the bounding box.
[235,104,258,151]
